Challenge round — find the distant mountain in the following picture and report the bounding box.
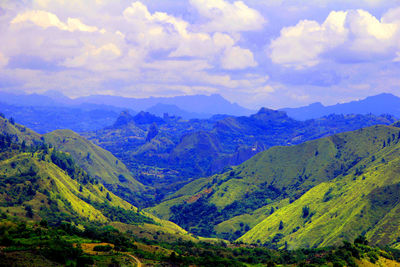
[0,91,253,133]
[74,94,254,116]
[281,93,400,120]
[0,91,61,107]
[146,103,211,119]
[0,102,123,133]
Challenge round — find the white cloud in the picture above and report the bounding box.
[11,10,100,33]
[221,46,257,69]
[190,0,266,32]
[62,43,122,70]
[270,11,348,68]
[269,8,400,68]
[345,9,398,54]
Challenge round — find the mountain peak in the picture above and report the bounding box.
[113,110,135,128]
[133,111,165,125]
[253,107,288,120]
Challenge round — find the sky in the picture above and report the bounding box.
[1,0,400,109]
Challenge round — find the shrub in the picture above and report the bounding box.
[93,245,113,252]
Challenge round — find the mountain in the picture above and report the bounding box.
[0,91,253,133]
[148,123,400,249]
[74,93,254,116]
[0,91,61,107]
[84,109,397,195]
[0,102,124,133]
[281,93,400,120]
[146,103,211,119]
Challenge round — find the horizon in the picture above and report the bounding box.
[1,89,399,111]
[1,1,400,109]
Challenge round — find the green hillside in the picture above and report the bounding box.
[239,129,400,248]
[149,124,400,246]
[0,116,149,207]
[0,116,41,145]
[0,125,192,243]
[43,130,146,205]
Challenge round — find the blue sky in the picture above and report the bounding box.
[1,0,400,108]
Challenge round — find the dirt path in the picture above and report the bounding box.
[124,252,142,267]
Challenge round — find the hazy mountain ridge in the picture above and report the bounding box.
[282,93,400,120]
[0,91,255,135]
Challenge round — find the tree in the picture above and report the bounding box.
[302,206,310,218]
[270,207,275,215]
[354,235,368,245]
[8,117,15,125]
[25,205,33,218]
[21,140,26,151]
[279,221,284,230]
[146,123,158,142]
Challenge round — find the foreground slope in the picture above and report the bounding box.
[0,116,148,206]
[44,130,146,203]
[149,124,400,247]
[239,127,400,248]
[0,134,191,242]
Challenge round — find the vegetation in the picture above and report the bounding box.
[151,124,400,248]
[0,212,398,266]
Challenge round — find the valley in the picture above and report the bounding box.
[1,95,400,266]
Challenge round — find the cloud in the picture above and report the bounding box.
[190,0,266,32]
[221,46,257,69]
[269,11,348,68]
[122,2,258,69]
[61,43,122,71]
[11,10,101,33]
[269,8,400,68]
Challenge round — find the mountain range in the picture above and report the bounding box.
[3,91,400,134]
[281,93,400,120]
[83,108,396,196]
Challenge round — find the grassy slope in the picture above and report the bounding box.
[0,117,190,241]
[0,117,41,145]
[150,125,400,247]
[0,150,191,240]
[239,126,400,248]
[0,117,145,192]
[151,125,398,211]
[43,129,144,192]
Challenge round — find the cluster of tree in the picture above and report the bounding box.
[169,185,284,240]
[50,149,95,184]
[90,201,156,225]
